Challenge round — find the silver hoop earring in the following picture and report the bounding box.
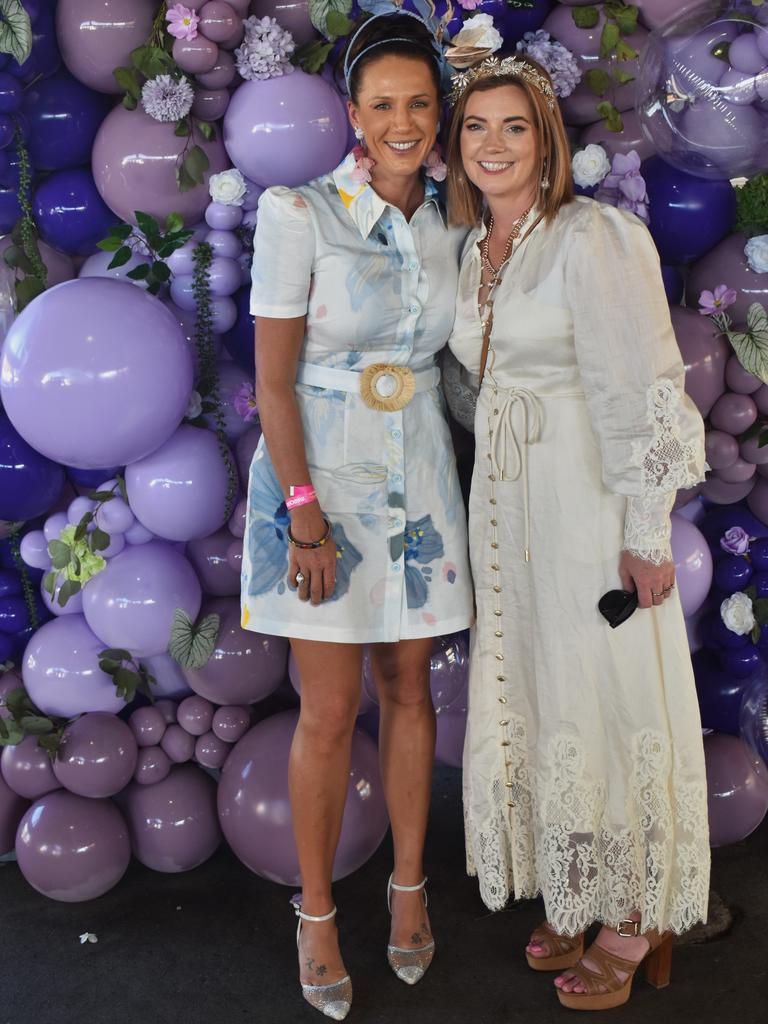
[354,126,365,142]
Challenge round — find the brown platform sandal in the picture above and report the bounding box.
[525,921,584,972]
[556,920,673,1011]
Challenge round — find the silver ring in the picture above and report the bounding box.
[295,572,305,586]
[651,591,664,598]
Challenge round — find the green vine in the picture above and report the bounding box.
[192,242,237,521]
[7,524,39,632]
[1,121,48,311]
[573,3,640,133]
[0,684,68,760]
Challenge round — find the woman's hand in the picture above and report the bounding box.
[287,509,337,605]
[619,550,675,609]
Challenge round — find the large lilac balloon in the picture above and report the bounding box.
[23,615,127,718]
[125,426,231,542]
[33,168,116,256]
[83,542,201,658]
[184,597,288,704]
[16,790,130,900]
[218,710,388,883]
[224,71,348,188]
[643,157,736,265]
[670,307,728,418]
[0,408,65,522]
[56,0,156,94]
[1,735,59,800]
[187,527,241,596]
[142,652,194,700]
[579,109,656,162]
[688,233,768,328]
[670,514,712,618]
[92,107,229,226]
[119,764,220,872]
[704,732,768,847]
[0,279,193,469]
[53,712,137,798]
[0,772,28,854]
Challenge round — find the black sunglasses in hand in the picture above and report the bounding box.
[598,589,639,629]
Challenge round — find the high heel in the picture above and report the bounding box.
[525,921,584,972]
[556,921,673,1011]
[386,875,435,985]
[291,899,352,1020]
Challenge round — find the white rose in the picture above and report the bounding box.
[209,169,247,207]
[571,144,611,188]
[456,13,503,53]
[720,591,755,635]
[745,234,768,274]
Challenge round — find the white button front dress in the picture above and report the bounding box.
[241,152,474,643]
[448,197,711,936]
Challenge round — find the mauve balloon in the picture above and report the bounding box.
[671,306,728,418]
[172,35,219,75]
[702,475,756,504]
[15,790,130,901]
[1,735,58,800]
[142,652,194,700]
[177,695,215,737]
[121,764,220,872]
[56,0,156,94]
[129,705,168,747]
[740,434,768,466]
[713,457,756,485]
[196,50,236,90]
[579,109,656,162]
[211,704,250,743]
[227,498,247,539]
[688,233,768,327]
[709,392,758,435]
[191,88,230,122]
[250,0,315,46]
[705,429,739,470]
[0,772,28,853]
[725,354,762,395]
[92,106,228,226]
[161,723,196,763]
[198,2,238,42]
[218,711,388,883]
[186,526,241,596]
[154,698,179,725]
[53,712,138,798]
[133,745,171,785]
[194,730,229,768]
[704,733,768,847]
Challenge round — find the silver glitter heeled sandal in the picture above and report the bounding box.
[386,875,435,986]
[291,899,352,1021]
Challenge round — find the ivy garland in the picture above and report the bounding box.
[7,523,39,633]
[192,241,237,521]
[2,120,48,311]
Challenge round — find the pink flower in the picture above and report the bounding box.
[350,145,375,185]
[166,4,200,41]
[457,0,482,9]
[424,145,447,182]
[698,284,738,316]
[233,382,259,422]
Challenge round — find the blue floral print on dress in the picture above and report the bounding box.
[404,514,445,609]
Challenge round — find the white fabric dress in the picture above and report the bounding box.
[448,197,711,936]
[241,152,474,643]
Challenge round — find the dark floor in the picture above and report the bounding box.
[1,766,766,1024]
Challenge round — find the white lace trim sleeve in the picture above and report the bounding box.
[623,492,675,565]
[630,378,705,496]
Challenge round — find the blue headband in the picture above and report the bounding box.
[343,11,444,95]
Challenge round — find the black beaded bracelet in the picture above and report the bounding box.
[287,516,332,549]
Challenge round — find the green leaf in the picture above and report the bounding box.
[744,586,758,602]
[37,732,62,759]
[169,608,221,669]
[108,223,134,240]
[600,21,621,59]
[114,666,140,701]
[48,540,71,571]
[107,246,133,270]
[293,39,334,75]
[758,428,768,449]
[175,116,191,138]
[0,718,24,746]
[176,162,196,193]
[134,210,160,245]
[122,95,138,111]
[751,623,762,645]
[15,274,44,310]
[96,236,123,252]
[755,598,768,625]
[113,65,141,100]
[727,303,768,385]
[308,0,353,39]
[571,4,600,30]
[197,120,216,141]
[90,527,111,552]
[605,2,639,35]
[3,243,34,274]
[126,263,150,280]
[612,68,636,85]
[43,571,57,598]
[99,658,121,674]
[99,648,132,662]
[74,515,93,544]
[584,68,611,97]
[615,39,638,63]
[0,0,32,65]
[57,578,81,608]
[165,212,184,234]
[152,261,171,282]
[596,101,624,133]
[19,715,53,736]
[130,42,170,79]
[87,490,117,502]
[116,475,128,503]
[184,145,210,187]
[325,9,354,39]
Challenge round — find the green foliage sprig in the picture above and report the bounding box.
[295,1,354,73]
[0,686,68,760]
[192,242,237,521]
[573,3,640,133]
[97,649,156,704]
[7,524,39,632]
[97,210,193,293]
[2,122,48,311]
[735,173,768,237]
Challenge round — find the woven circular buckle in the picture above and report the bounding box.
[360,364,416,412]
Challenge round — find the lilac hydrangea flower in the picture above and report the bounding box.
[698,284,738,317]
[595,150,650,224]
[235,16,296,82]
[516,30,581,98]
[720,526,751,556]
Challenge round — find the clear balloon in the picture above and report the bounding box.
[704,732,768,847]
[740,672,768,768]
[53,712,138,798]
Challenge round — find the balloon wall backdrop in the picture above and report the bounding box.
[1,0,768,904]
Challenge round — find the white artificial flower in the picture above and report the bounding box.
[209,168,247,207]
[720,591,755,635]
[141,74,194,123]
[455,13,503,54]
[185,390,202,420]
[571,144,612,188]
[79,932,98,944]
[745,234,768,274]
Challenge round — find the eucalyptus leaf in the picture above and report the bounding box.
[87,490,117,502]
[0,0,32,65]
[48,540,71,570]
[727,304,768,385]
[90,527,111,552]
[571,5,599,30]
[169,608,221,669]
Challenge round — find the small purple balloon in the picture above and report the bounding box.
[0,772,28,854]
[177,695,215,736]
[1,735,58,800]
[709,392,758,436]
[740,434,768,466]
[211,704,250,743]
[194,730,230,768]
[133,744,172,785]
[705,429,739,471]
[161,723,196,764]
[705,733,768,847]
[129,705,168,747]
[154,698,179,724]
[53,712,138,798]
[15,790,130,901]
[205,202,243,231]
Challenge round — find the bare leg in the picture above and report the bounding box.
[289,639,363,987]
[370,637,435,948]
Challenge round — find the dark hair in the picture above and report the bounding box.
[342,14,441,103]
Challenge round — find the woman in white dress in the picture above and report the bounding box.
[243,10,473,1019]
[444,53,710,1011]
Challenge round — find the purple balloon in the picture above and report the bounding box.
[23,615,127,717]
[83,541,201,658]
[172,35,220,75]
[740,434,768,466]
[740,673,768,767]
[56,0,156,93]
[177,695,215,736]
[1,735,58,800]
[228,497,247,539]
[191,88,230,122]
[142,652,194,700]
[0,772,28,853]
[670,514,713,617]
[211,704,250,742]
[15,790,130,901]
[184,597,288,704]
[0,279,193,470]
[53,712,137,797]
[92,106,229,226]
[710,392,758,435]
[205,202,243,231]
[580,109,656,162]
[129,705,168,747]
[208,256,241,297]
[435,704,468,769]
[205,228,242,259]
[125,426,232,542]
[224,71,348,188]
[204,360,253,444]
[194,730,230,768]
[78,248,152,287]
[688,233,768,328]
[671,306,728,418]
[133,745,171,785]
[704,733,768,847]
[120,764,220,872]
[196,49,236,89]
[161,723,196,764]
[186,527,241,596]
[236,426,262,487]
[702,475,756,505]
[725,354,762,396]
[33,168,116,256]
[155,698,179,724]
[705,429,739,470]
[218,710,388,883]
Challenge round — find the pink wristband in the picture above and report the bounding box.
[286,485,317,511]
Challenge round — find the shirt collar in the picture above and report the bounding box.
[331,150,445,239]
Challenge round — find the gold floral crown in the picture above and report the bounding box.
[447,55,557,111]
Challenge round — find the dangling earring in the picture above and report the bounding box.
[423,142,447,182]
[540,162,551,190]
[354,126,365,142]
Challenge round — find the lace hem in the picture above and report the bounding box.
[623,493,675,565]
[441,348,478,434]
[629,379,705,495]
[464,722,710,937]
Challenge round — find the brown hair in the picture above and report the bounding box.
[340,14,441,104]
[446,56,574,227]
